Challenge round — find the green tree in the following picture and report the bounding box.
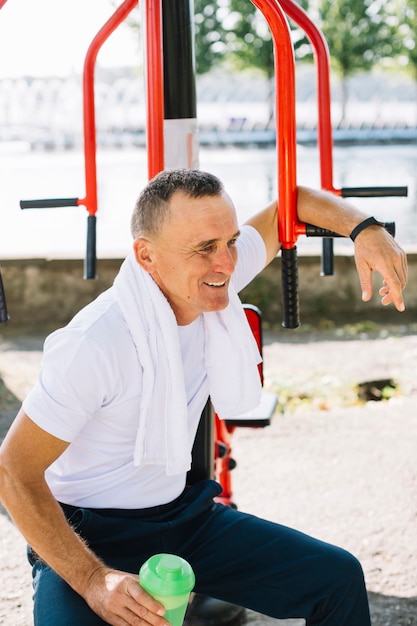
[318,0,401,123]
[194,0,227,74]
[222,0,275,123]
[224,0,274,78]
[124,1,226,76]
[394,0,417,82]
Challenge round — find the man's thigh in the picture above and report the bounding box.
[179,502,364,621]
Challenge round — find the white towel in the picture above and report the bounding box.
[113,251,262,476]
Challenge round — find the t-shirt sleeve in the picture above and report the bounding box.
[22,328,112,442]
[232,224,267,293]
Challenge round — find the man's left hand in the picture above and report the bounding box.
[353,226,408,312]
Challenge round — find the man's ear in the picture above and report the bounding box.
[133,238,155,272]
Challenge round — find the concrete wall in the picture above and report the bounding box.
[240,253,417,327]
[1,253,416,330]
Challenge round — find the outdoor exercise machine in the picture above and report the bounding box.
[15,0,406,324]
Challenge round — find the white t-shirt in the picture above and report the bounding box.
[23,225,266,508]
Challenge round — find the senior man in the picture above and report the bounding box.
[0,169,407,626]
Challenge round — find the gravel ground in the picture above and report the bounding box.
[0,321,416,626]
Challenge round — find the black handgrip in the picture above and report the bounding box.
[306,221,395,239]
[0,268,10,323]
[20,197,79,209]
[84,214,97,280]
[321,238,334,276]
[281,246,300,329]
[341,186,407,198]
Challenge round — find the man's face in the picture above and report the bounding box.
[134,190,240,325]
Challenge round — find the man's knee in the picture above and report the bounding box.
[332,546,366,588]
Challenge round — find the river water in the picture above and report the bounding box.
[0,143,416,260]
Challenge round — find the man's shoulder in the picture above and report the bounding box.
[46,288,131,357]
[233,225,267,292]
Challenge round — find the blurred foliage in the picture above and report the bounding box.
[126,0,415,80]
[127,1,417,121]
[394,0,417,82]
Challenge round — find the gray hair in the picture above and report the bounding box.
[130,169,224,238]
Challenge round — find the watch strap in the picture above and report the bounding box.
[350,216,385,242]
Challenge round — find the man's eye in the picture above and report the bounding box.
[228,238,238,247]
[201,244,216,253]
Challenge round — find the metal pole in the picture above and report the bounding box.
[145,0,165,179]
[161,0,199,169]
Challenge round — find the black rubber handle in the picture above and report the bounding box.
[281,246,300,329]
[0,268,10,323]
[305,221,395,239]
[321,238,334,277]
[341,186,407,198]
[84,215,97,280]
[20,197,79,209]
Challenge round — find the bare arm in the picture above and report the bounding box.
[0,408,168,626]
[245,185,408,312]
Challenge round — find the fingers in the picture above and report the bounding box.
[127,580,166,618]
[362,273,405,312]
[379,280,405,311]
[354,232,408,312]
[379,253,407,310]
[122,598,169,626]
[359,270,373,304]
[120,578,169,626]
[86,570,170,626]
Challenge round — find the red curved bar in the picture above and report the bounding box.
[279,0,338,194]
[0,1,9,9]
[145,0,165,179]
[250,0,304,247]
[78,0,139,215]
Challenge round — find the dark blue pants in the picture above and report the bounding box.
[28,480,371,626]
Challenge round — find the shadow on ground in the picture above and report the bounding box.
[244,593,417,626]
[369,592,417,626]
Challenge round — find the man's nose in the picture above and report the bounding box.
[213,246,236,274]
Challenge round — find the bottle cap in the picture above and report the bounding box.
[139,554,195,597]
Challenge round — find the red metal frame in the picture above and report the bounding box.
[78,0,139,217]
[251,0,305,248]
[214,415,236,506]
[279,0,338,195]
[79,0,165,187]
[145,0,165,179]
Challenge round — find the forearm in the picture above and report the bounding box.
[296,186,368,237]
[246,186,371,265]
[0,470,105,598]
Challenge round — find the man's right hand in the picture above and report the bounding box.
[85,567,170,626]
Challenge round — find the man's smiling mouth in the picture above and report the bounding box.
[205,281,226,287]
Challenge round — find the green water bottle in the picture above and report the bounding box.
[139,553,195,626]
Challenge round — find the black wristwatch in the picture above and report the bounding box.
[350,216,385,242]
